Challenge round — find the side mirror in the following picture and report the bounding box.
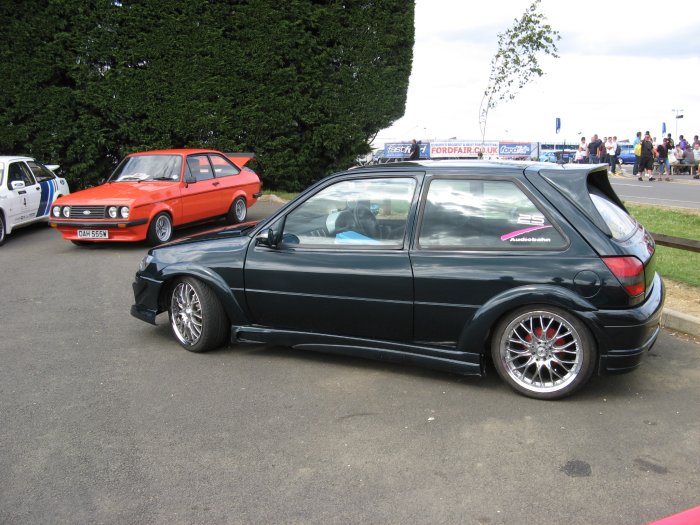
[11,180,26,190]
[255,228,276,248]
[184,173,197,184]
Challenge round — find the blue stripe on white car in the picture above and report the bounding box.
[37,179,55,217]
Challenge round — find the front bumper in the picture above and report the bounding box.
[130,273,165,325]
[50,218,149,242]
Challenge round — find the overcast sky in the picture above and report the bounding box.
[375,0,700,146]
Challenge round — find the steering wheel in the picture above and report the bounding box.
[353,205,379,238]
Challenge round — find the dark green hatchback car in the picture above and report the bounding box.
[131,161,664,399]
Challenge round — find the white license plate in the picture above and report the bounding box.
[78,229,109,239]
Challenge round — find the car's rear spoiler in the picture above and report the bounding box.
[225,152,255,169]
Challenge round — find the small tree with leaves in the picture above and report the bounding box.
[479,0,560,142]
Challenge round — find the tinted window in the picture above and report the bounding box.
[208,155,239,178]
[26,161,56,182]
[589,189,638,240]
[418,178,567,249]
[283,177,416,248]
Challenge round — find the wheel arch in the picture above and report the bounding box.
[157,264,249,327]
[456,284,599,356]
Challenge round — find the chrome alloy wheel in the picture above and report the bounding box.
[170,281,203,346]
[155,214,172,242]
[498,310,584,394]
[234,198,246,222]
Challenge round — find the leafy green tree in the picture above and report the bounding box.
[478,0,560,142]
[0,0,414,190]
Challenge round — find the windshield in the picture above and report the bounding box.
[108,155,183,182]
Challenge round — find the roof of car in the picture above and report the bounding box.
[0,155,34,163]
[349,159,598,172]
[129,148,225,156]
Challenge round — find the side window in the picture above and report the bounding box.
[26,161,56,183]
[208,155,239,178]
[282,177,416,248]
[7,162,35,188]
[418,178,567,249]
[186,155,214,181]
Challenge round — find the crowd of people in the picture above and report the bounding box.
[574,132,700,181]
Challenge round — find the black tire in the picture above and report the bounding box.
[0,212,6,246]
[226,196,247,224]
[168,277,228,353]
[147,212,173,245]
[490,305,596,400]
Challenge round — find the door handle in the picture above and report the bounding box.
[212,181,220,186]
[18,190,26,195]
[36,186,41,191]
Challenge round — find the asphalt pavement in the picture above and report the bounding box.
[1,218,700,524]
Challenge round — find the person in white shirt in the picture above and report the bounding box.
[606,136,618,174]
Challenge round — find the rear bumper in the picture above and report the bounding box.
[593,273,665,375]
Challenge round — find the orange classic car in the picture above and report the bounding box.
[50,149,262,245]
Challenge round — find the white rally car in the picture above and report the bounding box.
[0,155,70,246]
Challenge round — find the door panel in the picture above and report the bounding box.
[6,162,39,225]
[180,155,226,224]
[245,247,414,341]
[243,176,420,342]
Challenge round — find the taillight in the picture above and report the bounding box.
[602,256,645,297]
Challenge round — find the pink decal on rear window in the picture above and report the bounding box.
[501,225,553,241]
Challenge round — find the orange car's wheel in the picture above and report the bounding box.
[147,212,173,246]
[226,197,247,225]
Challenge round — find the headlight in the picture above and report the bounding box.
[108,206,118,218]
[52,206,61,217]
[120,206,130,219]
[62,206,70,218]
[139,254,154,272]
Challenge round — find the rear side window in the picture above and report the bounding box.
[26,161,56,182]
[418,178,567,250]
[208,154,239,178]
[589,189,638,240]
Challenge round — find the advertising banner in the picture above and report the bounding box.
[429,141,498,158]
[383,142,430,159]
[498,142,534,158]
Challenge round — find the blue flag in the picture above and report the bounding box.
[555,118,561,134]
[662,122,666,134]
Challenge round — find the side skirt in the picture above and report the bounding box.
[232,325,484,376]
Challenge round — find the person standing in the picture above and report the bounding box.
[666,133,675,150]
[678,135,688,151]
[632,131,642,178]
[575,137,588,163]
[656,138,670,181]
[692,142,700,179]
[588,134,603,164]
[408,139,419,160]
[639,132,656,181]
[607,136,618,174]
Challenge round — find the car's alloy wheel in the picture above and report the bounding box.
[227,197,247,224]
[147,212,173,245]
[491,306,595,399]
[169,277,228,353]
